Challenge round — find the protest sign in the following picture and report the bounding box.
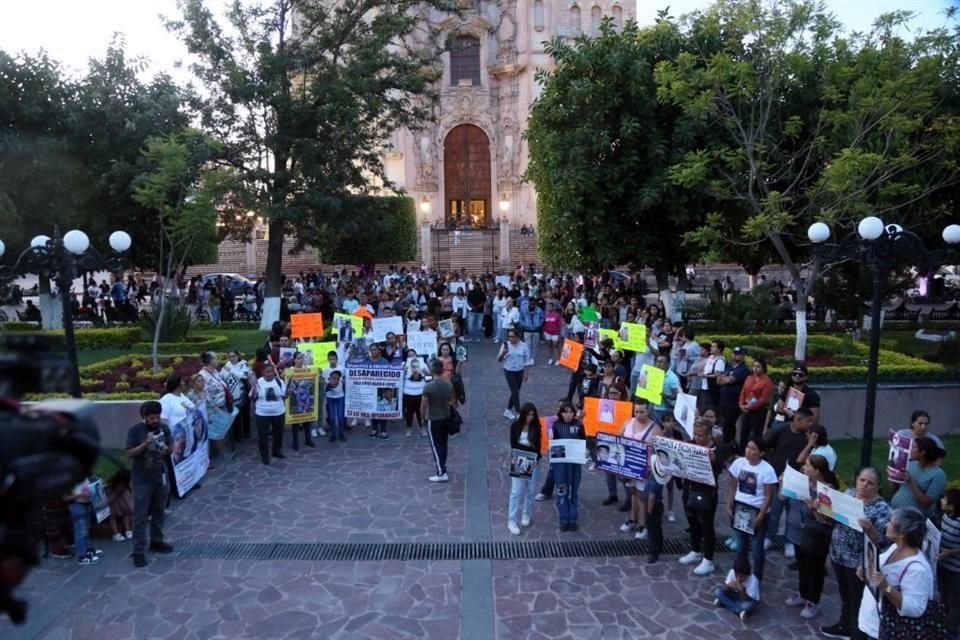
[89,478,111,524]
[299,342,336,369]
[786,387,805,412]
[455,343,468,363]
[345,361,404,419]
[615,322,648,352]
[595,431,649,481]
[651,436,716,486]
[549,439,587,465]
[495,275,512,288]
[448,281,467,294]
[509,449,538,478]
[634,364,665,404]
[438,318,456,339]
[817,481,865,531]
[583,322,600,349]
[406,319,421,333]
[371,316,404,343]
[599,328,618,347]
[864,534,880,600]
[290,313,324,339]
[781,464,811,500]
[675,391,697,439]
[558,339,583,371]
[286,369,319,424]
[538,416,556,456]
[277,347,297,370]
[886,429,912,484]
[582,397,632,437]
[170,409,209,497]
[332,313,364,338]
[923,519,942,599]
[407,330,439,359]
[733,502,759,535]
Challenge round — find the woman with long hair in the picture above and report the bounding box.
[618,399,662,540]
[507,403,542,535]
[551,401,586,532]
[889,436,948,518]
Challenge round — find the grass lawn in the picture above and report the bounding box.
[833,435,959,497]
[77,328,267,367]
[878,330,943,361]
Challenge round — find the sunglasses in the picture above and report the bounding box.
[792,372,806,377]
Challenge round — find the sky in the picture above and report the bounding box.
[0,0,956,81]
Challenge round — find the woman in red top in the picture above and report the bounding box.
[543,302,563,366]
[737,358,774,455]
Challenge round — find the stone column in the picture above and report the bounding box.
[421,222,433,268]
[499,217,511,269]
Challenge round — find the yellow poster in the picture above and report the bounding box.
[298,342,336,369]
[332,313,364,336]
[616,322,647,352]
[634,364,665,405]
[285,369,320,424]
[598,328,618,347]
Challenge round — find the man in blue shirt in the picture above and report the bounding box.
[653,354,680,420]
[519,298,544,366]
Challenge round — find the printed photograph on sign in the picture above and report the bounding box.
[595,442,625,466]
[733,502,759,535]
[377,387,399,413]
[455,343,468,363]
[286,370,319,424]
[509,449,538,478]
[438,318,456,339]
[278,347,297,369]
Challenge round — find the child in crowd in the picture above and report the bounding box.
[64,479,104,565]
[105,469,133,542]
[323,350,346,442]
[714,556,761,621]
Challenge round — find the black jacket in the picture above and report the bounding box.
[510,420,542,460]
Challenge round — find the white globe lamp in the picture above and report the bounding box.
[857,216,885,241]
[943,224,960,245]
[30,235,51,248]
[62,229,90,255]
[109,231,132,253]
[807,222,830,244]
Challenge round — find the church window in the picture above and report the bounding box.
[570,5,581,34]
[612,5,623,29]
[534,0,545,32]
[450,35,481,86]
[591,6,602,36]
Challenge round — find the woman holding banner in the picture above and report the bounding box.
[679,419,731,577]
[618,399,661,541]
[507,403,543,535]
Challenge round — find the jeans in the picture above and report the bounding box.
[504,369,524,412]
[713,587,757,616]
[833,562,867,640]
[326,397,345,438]
[132,481,166,555]
[553,463,582,524]
[798,538,830,604]
[68,502,90,557]
[739,410,767,455]
[256,413,285,461]
[493,314,502,341]
[647,499,664,557]
[735,516,769,581]
[938,565,960,639]
[467,311,484,338]
[766,491,787,542]
[539,466,554,497]
[508,464,540,523]
[523,331,540,363]
[428,418,450,475]
[605,471,619,499]
[686,491,718,560]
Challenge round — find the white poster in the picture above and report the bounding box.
[448,281,467,294]
[495,275,512,288]
[816,481,865,532]
[371,316,404,342]
[548,438,587,465]
[89,478,111,524]
[170,409,210,498]
[345,361,404,420]
[781,464,811,500]
[651,436,716,487]
[675,391,697,439]
[924,519,942,598]
[407,330,439,359]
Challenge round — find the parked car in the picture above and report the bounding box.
[199,273,255,297]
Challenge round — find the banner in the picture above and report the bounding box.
[558,339,583,371]
[651,436,716,487]
[371,316,404,343]
[345,361,404,419]
[495,275,512,288]
[886,429,912,484]
[407,330,439,359]
[634,364,665,404]
[333,313,364,338]
[594,431,649,481]
[89,478,111,524]
[538,416,557,456]
[675,391,697,439]
[448,281,467,294]
[582,397,633,437]
[286,369,319,424]
[299,342,336,369]
[290,313,324,339]
[816,481,865,531]
[781,464,811,500]
[170,409,209,497]
[549,438,587,465]
[615,322,648,352]
[438,318,456,339]
[509,449,538,478]
[599,328,618,348]
[583,322,600,349]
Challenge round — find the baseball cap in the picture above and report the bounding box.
[792,364,809,375]
[732,346,745,355]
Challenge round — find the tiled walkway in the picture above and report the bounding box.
[5,340,841,639]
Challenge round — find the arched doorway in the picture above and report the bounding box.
[444,124,491,228]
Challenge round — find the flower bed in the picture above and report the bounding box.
[701,334,952,384]
[131,334,229,351]
[78,354,209,396]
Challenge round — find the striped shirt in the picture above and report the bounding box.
[942,513,960,573]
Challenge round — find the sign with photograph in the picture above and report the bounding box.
[651,436,716,487]
[371,316,404,343]
[886,429,912,484]
[816,481,865,531]
[582,397,632,437]
[285,369,319,424]
[594,431,650,482]
[548,438,587,465]
[344,361,404,420]
[170,409,209,498]
[407,330,439,360]
[509,449,538,478]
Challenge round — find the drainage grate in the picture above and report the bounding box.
[175,537,779,562]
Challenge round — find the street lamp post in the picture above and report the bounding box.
[807,218,960,468]
[0,228,132,398]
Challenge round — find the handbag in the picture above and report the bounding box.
[685,488,715,515]
[448,406,463,435]
[878,561,947,640]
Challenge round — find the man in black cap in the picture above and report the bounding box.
[717,346,749,445]
[773,364,821,426]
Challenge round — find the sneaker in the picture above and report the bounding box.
[713,598,720,607]
[369,431,378,439]
[379,432,389,440]
[678,551,703,566]
[547,358,553,365]
[149,541,174,554]
[554,361,560,366]
[534,493,548,502]
[124,531,133,540]
[78,552,100,565]
[801,603,821,619]
[428,473,449,483]
[91,548,104,557]
[112,533,126,542]
[739,611,748,622]
[763,537,774,551]
[602,495,618,506]
[133,553,147,568]
[634,528,648,540]
[785,593,806,607]
[587,461,596,471]
[503,409,513,419]
[693,559,715,576]
[405,429,412,438]
[619,520,637,533]
[521,513,531,527]
[784,542,796,559]
[507,521,521,535]
[819,623,850,638]
[666,511,677,523]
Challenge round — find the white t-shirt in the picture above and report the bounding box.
[500,306,520,329]
[723,568,761,602]
[701,355,726,390]
[160,393,195,427]
[858,545,935,639]
[728,457,778,511]
[255,377,286,416]
[404,376,426,396]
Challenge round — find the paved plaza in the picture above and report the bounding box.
[5,341,842,639]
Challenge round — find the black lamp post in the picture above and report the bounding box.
[0,228,132,398]
[807,218,960,468]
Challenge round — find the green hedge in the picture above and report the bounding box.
[1,326,144,350]
[132,334,229,351]
[193,321,262,331]
[701,334,951,384]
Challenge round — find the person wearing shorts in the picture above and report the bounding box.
[543,301,563,366]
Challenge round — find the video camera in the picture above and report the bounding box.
[0,334,100,624]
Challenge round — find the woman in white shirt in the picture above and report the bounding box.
[858,506,937,640]
[498,329,530,420]
[252,363,289,465]
[222,350,255,442]
[726,438,778,582]
[498,298,520,343]
[492,289,508,342]
[159,374,195,429]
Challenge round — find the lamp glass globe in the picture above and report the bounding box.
[807,222,830,244]
[857,216,885,241]
[0,239,5,258]
[943,224,960,245]
[109,231,132,253]
[63,229,91,255]
[31,235,51,248]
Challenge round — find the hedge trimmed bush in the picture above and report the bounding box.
[131,334,229,351]
[1,326,144,349]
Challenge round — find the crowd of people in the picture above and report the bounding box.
[53,264,956,639]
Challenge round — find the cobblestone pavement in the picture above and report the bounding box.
[5,339,843,639]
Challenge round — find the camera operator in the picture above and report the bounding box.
[125,400,175,568]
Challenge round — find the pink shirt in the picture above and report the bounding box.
[543,312,562,336]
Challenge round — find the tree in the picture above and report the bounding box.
[312,196,417,268]
[133,128,227,370]
[166,0,460,330]
[524,17,715,318]
[655,0,960,358]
